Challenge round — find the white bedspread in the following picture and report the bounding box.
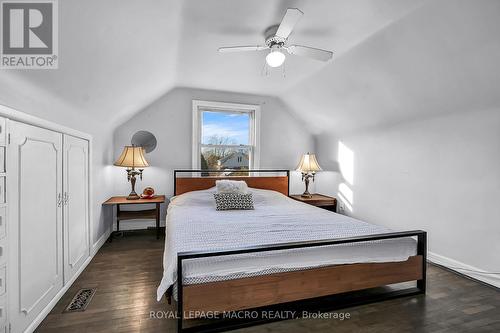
[157,188,416,301]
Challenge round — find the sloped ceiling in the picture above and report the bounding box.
[175,0,424,95]
[282,0,500,135]
[1,0,183,126]
[2,0,498,136]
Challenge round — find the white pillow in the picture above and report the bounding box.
[216,180,249,194]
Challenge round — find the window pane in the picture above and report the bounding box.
[201,147,250,170]
[201,111,250,145]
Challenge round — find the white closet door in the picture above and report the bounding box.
[63,134,89,284]
[7,121,63,333]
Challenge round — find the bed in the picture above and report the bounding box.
[160,170,426,333]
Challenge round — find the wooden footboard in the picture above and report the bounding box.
[175,230,426,333]
[183,255,423,313]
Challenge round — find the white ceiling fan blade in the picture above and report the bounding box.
[218,46,267,53]
[287,45,333,62]
[275,8,304,40]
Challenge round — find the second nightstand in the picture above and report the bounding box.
[289,193,337,212]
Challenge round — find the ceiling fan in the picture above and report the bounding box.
[218,8,333,68]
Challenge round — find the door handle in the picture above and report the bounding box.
[57,193,62,207]
[64,192,69,205]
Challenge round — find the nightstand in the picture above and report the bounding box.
[103,195,165,240]
[289,194,337,212]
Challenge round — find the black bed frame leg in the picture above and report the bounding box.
[177,257,184,333]
[177,304,183,333]
[417,232,427,293]
[166,286,172,305]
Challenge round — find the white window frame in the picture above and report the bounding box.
[192,100,261,170]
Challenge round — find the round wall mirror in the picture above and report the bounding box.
[131,130,157,153]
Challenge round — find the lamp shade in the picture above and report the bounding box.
[114,146,149,168]
[296,153,322,173]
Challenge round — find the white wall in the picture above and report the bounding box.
[317,109,500,287]
[112,87,314,228]
[297,0,500,287]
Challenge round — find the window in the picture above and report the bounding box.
[192,100,260,171]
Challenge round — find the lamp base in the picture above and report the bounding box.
[126,191,140,200]
[301,173,314,198]
[125,169,142,200]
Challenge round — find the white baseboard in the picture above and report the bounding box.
[92,227,112,255]
[428,251,500,288]
[25,228,112,333]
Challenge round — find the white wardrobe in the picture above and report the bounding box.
[4,119,91,333]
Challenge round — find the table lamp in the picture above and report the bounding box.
[296,153,322,198]
[114,145,149,200]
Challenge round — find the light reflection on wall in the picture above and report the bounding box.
[338,141,354,185]
[338,141,354,213]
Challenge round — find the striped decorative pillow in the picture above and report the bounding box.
[214,193,254,211]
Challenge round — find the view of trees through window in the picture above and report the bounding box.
[200,110,252,172]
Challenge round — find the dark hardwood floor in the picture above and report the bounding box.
[36,231,500,333]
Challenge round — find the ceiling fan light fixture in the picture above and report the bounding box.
[218,8,334,67]
[266,49,286,67]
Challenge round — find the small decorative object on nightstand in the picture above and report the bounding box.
[289,193,337,212]
[114,145,149,200]
[141,186,155,199]
[296,152,322,198]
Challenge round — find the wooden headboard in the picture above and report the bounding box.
[174,170,290,196]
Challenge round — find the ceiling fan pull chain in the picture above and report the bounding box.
[261,61,269,77]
